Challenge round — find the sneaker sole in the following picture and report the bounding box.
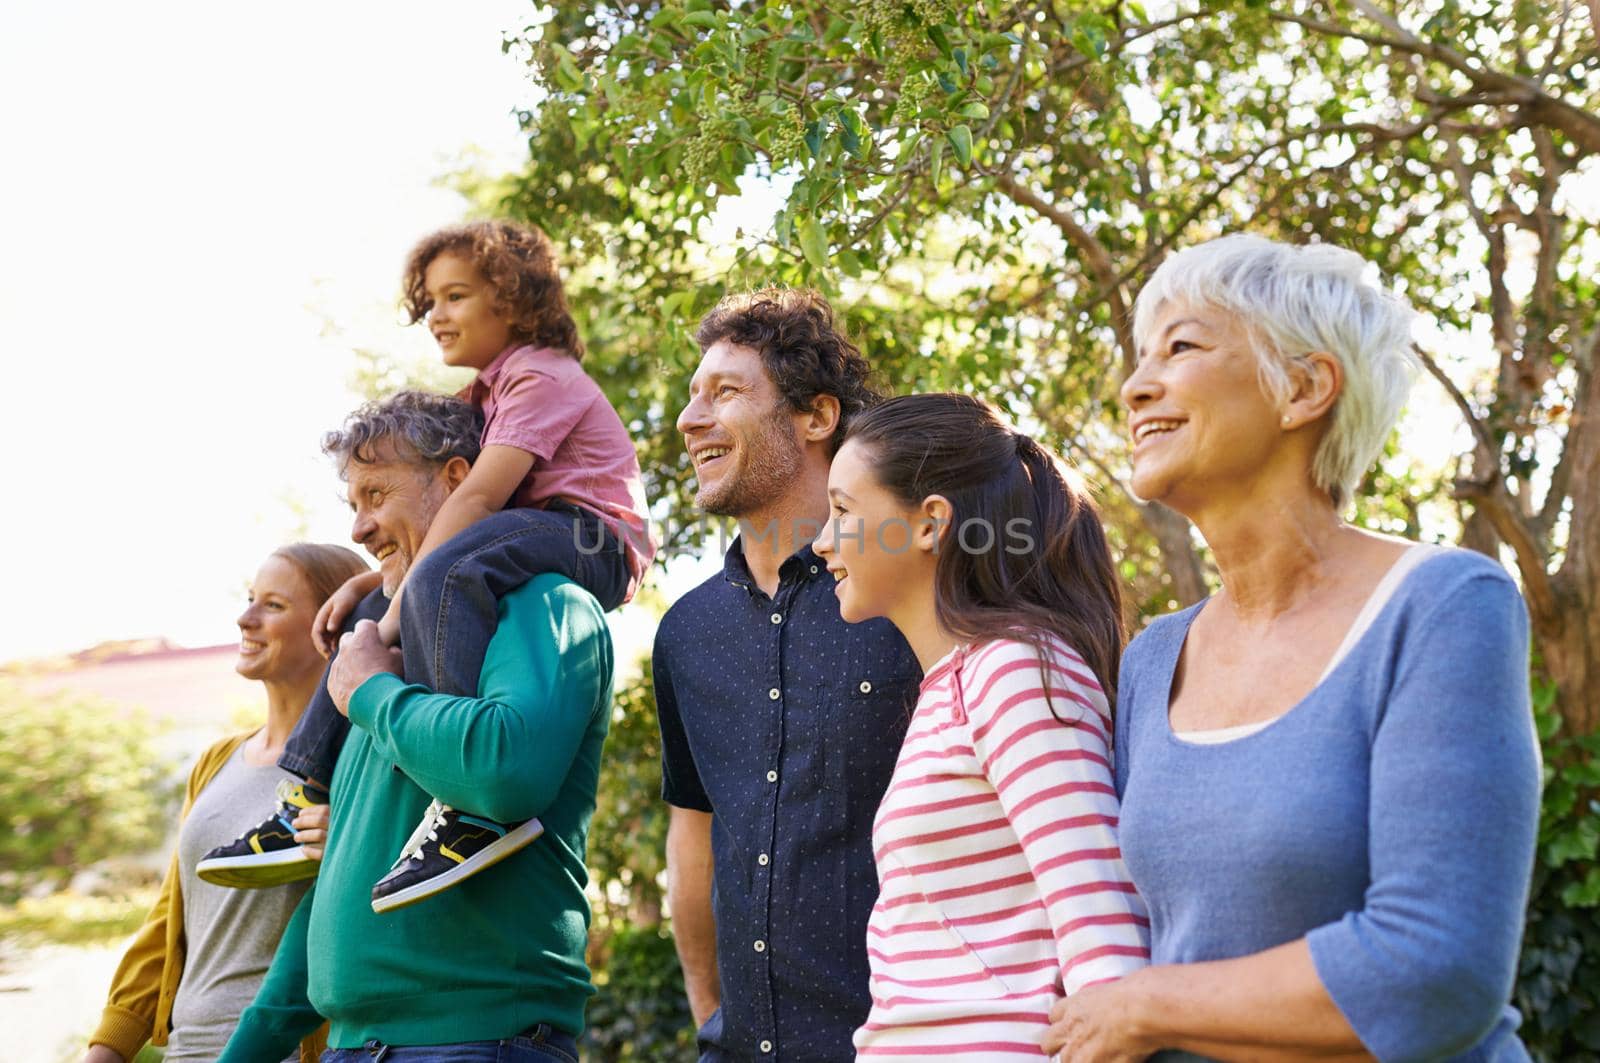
[370,817,545,914]
[197,847,320,888]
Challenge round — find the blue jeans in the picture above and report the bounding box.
[281,503,629,785]
[319,1023,579,1062]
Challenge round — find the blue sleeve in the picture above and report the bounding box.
[654,622,711,812]
[348,576,613,823]
[219,885,321,1061]
[1306,568,1541,1060]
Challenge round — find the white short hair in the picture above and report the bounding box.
[1132,234,1419,508]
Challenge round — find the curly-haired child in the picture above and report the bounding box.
[199,220,654,912]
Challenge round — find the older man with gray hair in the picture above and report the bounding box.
[218,390,613,1062]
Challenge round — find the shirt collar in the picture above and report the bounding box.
[721,537,825,591]
[463,342,545,401]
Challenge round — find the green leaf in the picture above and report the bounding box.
[804,121,824,158]
[928,25,953,56]
[681,10,718,30]
[946,123,973,166]
[960,101,990,120]
[929,136,944,184]
[954,48,969,78]
[1071,21,1109,60]
[839,120,862,158]
[798,219,829,271]
[555,52,584,92]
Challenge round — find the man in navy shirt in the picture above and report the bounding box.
[656,288,921,1061]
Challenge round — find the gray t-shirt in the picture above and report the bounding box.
[165,742,310,1062]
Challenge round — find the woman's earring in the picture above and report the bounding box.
[1281,414,1292,426]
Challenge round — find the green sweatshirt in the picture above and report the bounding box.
[221,575,613,1059]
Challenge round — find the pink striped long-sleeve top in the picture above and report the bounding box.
[854,636,1151,1058]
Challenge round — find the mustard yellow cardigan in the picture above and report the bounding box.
[90,731,327,1062]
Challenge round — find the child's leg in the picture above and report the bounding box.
[398,505,629,698]
[371,506,627,913]
[278,587,392,786]
[197,588,391,888]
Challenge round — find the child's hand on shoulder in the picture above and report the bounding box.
[315,570,384,657]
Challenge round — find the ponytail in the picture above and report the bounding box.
[844,394,1125,706]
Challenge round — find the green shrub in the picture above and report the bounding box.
[0,680,176,902]
[1515,676,1600,1058]
[583,660,696,1059]
[584,922,696,1062]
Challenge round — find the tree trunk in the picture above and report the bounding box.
[1537,578,1600,737]
[1140,501,1209,607]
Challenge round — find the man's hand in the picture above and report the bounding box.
[292,802,331,861]
[328,619,403,717]
[82,1046,125,1063]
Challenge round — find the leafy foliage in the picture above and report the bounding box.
[457,0,1600,1045]
[584,922,697,1061]
[1517,675,1600,1058]
[501,0,1600,721]
[584,659,695,1057]
[0,681,176,903]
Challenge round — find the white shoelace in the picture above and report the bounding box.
[395,799,450,865]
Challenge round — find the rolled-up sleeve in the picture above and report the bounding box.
[1306,570,1541,1060]
[654,626,711,812]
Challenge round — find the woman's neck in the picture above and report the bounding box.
[257,672,322,752]
[1192,486,1348,621]
[890,581,961,674]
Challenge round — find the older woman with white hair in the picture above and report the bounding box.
[1042,234,1540,1062]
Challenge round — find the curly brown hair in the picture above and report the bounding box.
[402,220,584,359]
[694,287,881,455]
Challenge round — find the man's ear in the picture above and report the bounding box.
[441,455,472,493]
[915,495,953,556]
[1282,351,1342,429]
[802,394,842,444]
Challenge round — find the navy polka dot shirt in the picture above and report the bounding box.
[655,539,921,1061]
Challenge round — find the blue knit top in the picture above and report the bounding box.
[1115,548,1540,1062]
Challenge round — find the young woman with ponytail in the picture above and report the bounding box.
[812,393,1150,1058]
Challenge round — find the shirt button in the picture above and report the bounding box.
[768,687,780,700]
[753,939,766,952]
[760,1040,774,1054]
[858,680,873,694]
[766,769,778,783]
[758,852,769,866]
[810,565,818,574]
[770,612,782,624]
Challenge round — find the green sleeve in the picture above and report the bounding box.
[218,884,321,1062]
[347,575,612,823]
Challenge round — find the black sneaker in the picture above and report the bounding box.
[196,778,327,888]
[370,800,544,913]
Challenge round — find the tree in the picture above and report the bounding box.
[499,0,1600,733]
[482,3,1600,1051]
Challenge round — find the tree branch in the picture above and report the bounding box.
[995,173,1138,374]
[1341,0,1600,155]
[1416,342,1559,619]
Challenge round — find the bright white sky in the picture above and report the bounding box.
[2,2,1574,663]
[0,0,554,660]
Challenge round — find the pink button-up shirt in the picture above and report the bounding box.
[461,343,654,598]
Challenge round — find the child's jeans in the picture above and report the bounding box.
[279,503,629,785]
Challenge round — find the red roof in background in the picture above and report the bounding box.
[8,640,262,727]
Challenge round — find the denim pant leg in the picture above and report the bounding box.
[399,507,630,699]
[280,588,392,782]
